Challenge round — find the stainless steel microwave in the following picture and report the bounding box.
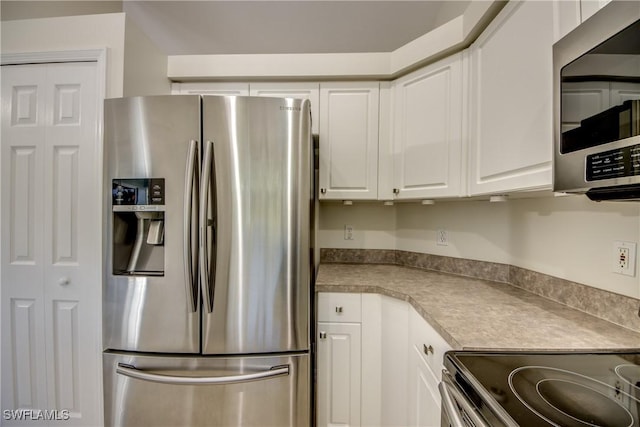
[553,0,640,200]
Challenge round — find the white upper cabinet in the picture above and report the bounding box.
[391,53,464,199]
[468,0,567,196]
[581,0,613,22]
[171,82,249,96]
[318,82,380,200]
[249,82,320,134]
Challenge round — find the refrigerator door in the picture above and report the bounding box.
[103,351,310,427]
[104,95,201,353]
[201,96,312,354]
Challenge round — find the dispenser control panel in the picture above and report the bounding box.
[112,179,165,210]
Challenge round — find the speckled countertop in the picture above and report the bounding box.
[316,263,640,351]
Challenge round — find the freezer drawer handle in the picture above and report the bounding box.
[116,363,290,385]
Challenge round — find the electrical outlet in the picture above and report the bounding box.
[344,224,354,241]
[613,241,636,276]
[437,229,448,246]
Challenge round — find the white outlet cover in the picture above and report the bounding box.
[344,224,354,241]
[437,229,448,246]
[613,241,636,277]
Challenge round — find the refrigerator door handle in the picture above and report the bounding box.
[199,140,214,313]
[184,139,199,313]
[115,363,290,385]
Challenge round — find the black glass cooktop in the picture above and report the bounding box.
[445,351,640,427]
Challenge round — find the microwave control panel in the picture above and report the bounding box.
[586,144,640,182]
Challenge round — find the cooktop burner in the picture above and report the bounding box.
[509,366,635,426]
[444,351,640,427]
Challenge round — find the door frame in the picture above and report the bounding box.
[1,48,107,425]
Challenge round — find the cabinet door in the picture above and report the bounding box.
[407,347,441,427]
[392,54,463,199]
[1,61,102,426]
[319,82,379,200]
[468,1,557,195]
[317,322,362,427]
[249,82,320,134]
[609,82,640,106]
[581,0,613,22]
[561,82,610,132]
[380,296,409,427]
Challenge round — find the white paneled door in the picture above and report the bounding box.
[1,60,102,426]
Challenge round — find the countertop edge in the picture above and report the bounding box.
[315,264,640,352]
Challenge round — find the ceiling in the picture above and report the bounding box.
[122,1,471,56]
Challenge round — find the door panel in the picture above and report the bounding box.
[10,298,42,409]
[103,352,310,427]
[1,60,102,426]
[2,64,49,414]
[103,95,201,354]
[9,146,38,263]
[201,96,311,355]
[51,300,80,411]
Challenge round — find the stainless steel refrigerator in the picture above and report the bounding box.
[102,95,312,427]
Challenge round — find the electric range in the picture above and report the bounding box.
[442,350,640,427]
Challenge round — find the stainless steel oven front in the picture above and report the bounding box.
[442,350,640,427]
[439,370,493,427]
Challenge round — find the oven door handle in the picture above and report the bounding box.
[440,370,489,427]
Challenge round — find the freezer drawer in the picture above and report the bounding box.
[103,351,310,427]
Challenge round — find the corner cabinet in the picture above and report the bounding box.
[318,82,380,200]
[316,292,451,427]
[467,1,563,196]
[391,53,465,199]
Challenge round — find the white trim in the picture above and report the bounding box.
[1,49,106,66]
[167,1,504,81]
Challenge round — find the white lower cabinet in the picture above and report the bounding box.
[316,293,450,427]
[316,293,364,427]
[317,322,362,427]
[407,307,452,427]
[408,347,441,427]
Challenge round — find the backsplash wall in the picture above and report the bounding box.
[318,194,640,299]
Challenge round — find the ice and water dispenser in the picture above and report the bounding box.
[111,178,165,276]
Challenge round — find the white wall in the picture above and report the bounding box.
[1,13,170,98]
[318,195,640,299]
[395,200,511,263]
[318,203,396,250]
[508,195,640,298]
[124,16,170,96]
[1,13,126,98]
[0,1,122,21]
